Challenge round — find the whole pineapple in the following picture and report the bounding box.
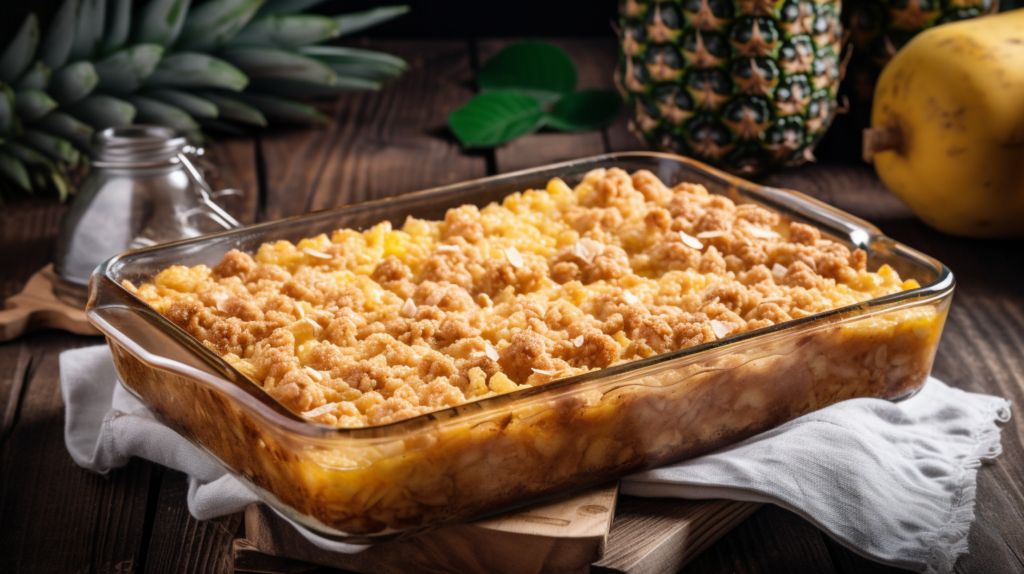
[617,0,844,176]
[0,0,409,203]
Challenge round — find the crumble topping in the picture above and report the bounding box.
[125,168,919,428]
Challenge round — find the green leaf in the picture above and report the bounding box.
[219,46,335,85]
[68,94,137,129]
[0,14,40,84]
[40,0,79,69]
[103,0,133,54]
[145,88,218,119]
[0,84,14,133]
[258,0,328,14]
[34,111,95,148]
[50,61,99,105]
[478,41,577,104]
[15,89,58,122]
[126,95,200,132]
[22,129,81,165]
[334,6,409,37]
[136,0,193,47]
[449,93,546,148]
[176,0,267,52]
[545,90,622,131]
[229,91,329,123]
[94,44,165,94]
[0,150,32,191]
[247,77,379,97]
[145,52,249,91]
[16,61,51,91]
[229,14,340,48]
[198,92,266,126]
[70,0,107,61]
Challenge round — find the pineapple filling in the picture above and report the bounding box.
[125,168,919,428]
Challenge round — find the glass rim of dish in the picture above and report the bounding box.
[87,151,956,440]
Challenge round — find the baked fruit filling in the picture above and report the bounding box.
[125,168,920,428]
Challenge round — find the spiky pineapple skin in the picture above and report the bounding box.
[617,0,844,176]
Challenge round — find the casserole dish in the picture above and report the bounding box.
[87,153,954,541]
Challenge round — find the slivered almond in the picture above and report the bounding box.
[772,263,788,280]
[531,368,558,376]
[504,247,524,268]
[711,319,736,339]
[679,231,704,250]
[485,343,499,362]
[573,335,585,347]
[623,290,639,304]
[746,226,780,239]
[696,229,728,239]
[302,403,338,418]
[303,367,323,381]
[400,298,416,318]
[294,303,305,318]
[303,247,333,259]
[435,244,460,253]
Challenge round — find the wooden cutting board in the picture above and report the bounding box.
[0,264,98,341]
[233,485,760,574]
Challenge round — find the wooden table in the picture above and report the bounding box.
[1,38,1021,574]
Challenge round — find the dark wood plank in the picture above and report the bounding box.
[0,342,31,444]
[683,504,838,574]
[303,39,488,211]
[478,38,618,173]
[257,109,338,221]
[820,534,912,574]
[0,331,153,574]
[143,470,243,574]
[201,137,262,225]
[0,199,67,301]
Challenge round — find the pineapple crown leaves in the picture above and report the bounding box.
[0,0,410,204]
[448,41,623,148]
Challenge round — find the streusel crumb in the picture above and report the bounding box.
[126,168,919,427]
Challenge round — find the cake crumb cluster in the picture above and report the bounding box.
[126,168,918,428]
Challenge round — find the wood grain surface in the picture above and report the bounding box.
[0,37,1021,574]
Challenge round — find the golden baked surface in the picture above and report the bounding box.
[126,168,919,428]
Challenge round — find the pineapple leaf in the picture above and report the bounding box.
[40,0,79,70]
[228,14,341,49]
[229,91,329,123]
[333,6,409,37]
[2,140,54,167]
[0,84,14,133]
[198,91,267,126]
[49,165,70,201]
[258,0,329,15]
[321,62,404,83]
[34,112,94,149]
[478,41,576,104]
[300,46,408,71]
[50,61,99,105]
[176,0,268,52]
[126,95,200,132]
[70,0,108,62]
[197,117,249,136]
[23,129,81,164]
[137,0,194,48]
[103,0,133,55]
[0,14,40,84]
[0,150,32,191]
[219,46,335,85]
[145,88,219,119]
[545,90,622,132]
[95,44,165,94]
[68,94,137,129]
[16,62,51,91]
[145,52,249,91]
[15,89,59,123]
[448,93,546,148]
[247,77,380,97]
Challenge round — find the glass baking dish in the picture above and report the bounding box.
[86,152,954,542]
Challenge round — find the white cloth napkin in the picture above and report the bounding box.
[61,345,1010,573]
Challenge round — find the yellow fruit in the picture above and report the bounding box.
[864,8,1024,238]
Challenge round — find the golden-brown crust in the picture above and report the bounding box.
[127,168,919,428]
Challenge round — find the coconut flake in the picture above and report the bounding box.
[303,367,323,381]
[711,319,736,339]
[504,247,524,268]
[485,343,499,362]
[746,226,780,239]
[573,335,585,348]
[531,368,558,376]
[679,230,704,250]
[302,403,338,418]
[400,298,416,318]
[772,263,788,280]
[303,247,333,259]
[623,290,639,305]
[696,229,728,239]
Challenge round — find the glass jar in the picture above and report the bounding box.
[53,126,241,304]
